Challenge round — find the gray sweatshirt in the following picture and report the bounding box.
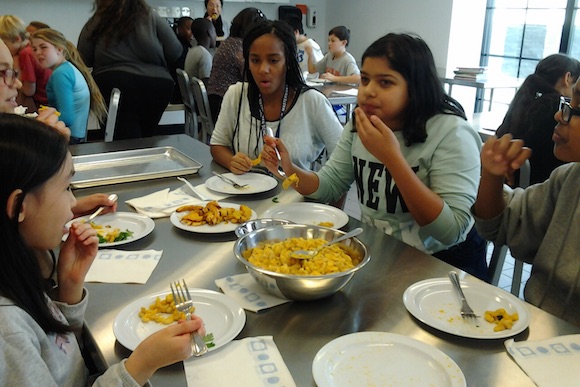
[475,162,580,326]
[0,290,142,386]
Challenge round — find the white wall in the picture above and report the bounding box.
[2,0,328,45]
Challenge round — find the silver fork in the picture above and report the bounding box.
[212,171,249,189]
[170,280,208,356]
[265,127,287,179]
[448,271,479,324]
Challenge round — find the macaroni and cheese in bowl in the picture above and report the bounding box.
[233,224,370,300]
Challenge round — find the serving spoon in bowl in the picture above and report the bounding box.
[290,227,363,259]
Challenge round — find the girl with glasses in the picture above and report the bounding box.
[473,80,580,326]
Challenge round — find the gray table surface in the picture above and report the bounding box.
[71,134,579,387]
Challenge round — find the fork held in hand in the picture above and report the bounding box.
[448,271,479,324]
[170,280,208,357]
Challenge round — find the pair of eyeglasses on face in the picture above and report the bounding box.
[0,69,19,87]
[559,96,580,123]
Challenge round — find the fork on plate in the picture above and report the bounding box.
[170,279,208,356]
[212,171,249,189]
[448,271,479,325]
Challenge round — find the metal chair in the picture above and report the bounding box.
[487,159,530,296]
[190,76,214,144]
[176,69,199,139]
[104,88,121,142]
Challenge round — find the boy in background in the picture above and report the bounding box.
[283,16,323,74]
[184,18,216,84]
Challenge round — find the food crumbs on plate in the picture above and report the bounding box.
[318,221,334,227]
[251,154,261,166]
[282,173,299,189]
[484,308,519,331]
[272,197,279,203]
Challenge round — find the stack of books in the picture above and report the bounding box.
[453,67,488,81]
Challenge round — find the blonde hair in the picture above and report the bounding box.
[32,28,107,123]
[0,15,28,45]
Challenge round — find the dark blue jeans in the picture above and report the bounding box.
[433,226,489,281]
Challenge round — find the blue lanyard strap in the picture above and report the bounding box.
[258,84,289,138]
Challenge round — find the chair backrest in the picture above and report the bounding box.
[104,88,121,142]
[176,69,198,139]
[190,76,214,144]
[487,159,530,296]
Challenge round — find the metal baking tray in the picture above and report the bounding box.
[71,146,202,188]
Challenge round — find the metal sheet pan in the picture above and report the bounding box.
[71,146,202,188]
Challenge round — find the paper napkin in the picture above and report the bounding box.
[184,336,296,387]
[215,273,291,312]
[126,188,198,218]
[505,334,580,387]
[85,249,162,284]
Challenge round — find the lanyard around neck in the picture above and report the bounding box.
[258,84,289,138]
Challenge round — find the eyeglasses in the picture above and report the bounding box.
[0,69,19,87]
[559,96,580,123]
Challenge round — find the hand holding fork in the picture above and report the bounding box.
[170,280,208,356]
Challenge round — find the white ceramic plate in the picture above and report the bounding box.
[170,201,257,233]
[113,289,246,351]
[205,172,278,195]
[64,212,155,247]
[403,278,531,339]
[261,202,349,229]
[312,332,466,387]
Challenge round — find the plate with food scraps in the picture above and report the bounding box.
[261,202,349,229]
[170,201,257,234]
[312,331,466,387]
[403,277,530,339]
[64,212,155,247]
[205,172,278,195]
[113,289,246,351]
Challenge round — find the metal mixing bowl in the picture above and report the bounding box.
[234,218,293,238]
[233,224,370,301]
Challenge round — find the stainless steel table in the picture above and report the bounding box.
[71,134,579,386]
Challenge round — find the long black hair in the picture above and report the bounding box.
[230,20,307,155]
[88,0,150,45]
[229,7,266,39]
[497,53,580,138]
[0,114,71,334]
[359,33,466,146]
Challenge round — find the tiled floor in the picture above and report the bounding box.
[342,183,531,299]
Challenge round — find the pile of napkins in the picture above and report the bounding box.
[184,336,296,387]
[505,334,580,387]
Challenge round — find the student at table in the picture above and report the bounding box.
[0,15,51,111]
[0,113,206,385]
[263,33,488,280]
[185,18,216,84]
[282,15,323,74]
[204,0,229,48]
[207,7,267,124]
[495,53,580,186]
[0,38,116,216]
[306,25,360,85]
[31,28,107,144]
[210,20,343,174]
[473,79,580,326]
